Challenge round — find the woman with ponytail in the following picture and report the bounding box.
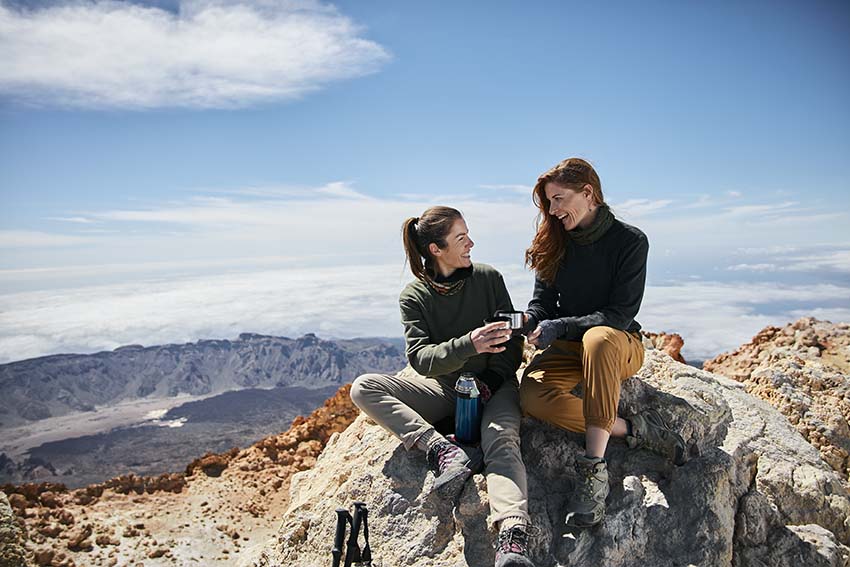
[352,206,537,567]
[520,157,687,529]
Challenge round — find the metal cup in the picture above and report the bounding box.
[483,315,512,347]
[495,310,524,331]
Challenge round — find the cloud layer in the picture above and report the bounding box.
[1,263,848,364]
[0,0,390,108]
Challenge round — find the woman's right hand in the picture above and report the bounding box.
[470,321,512,354]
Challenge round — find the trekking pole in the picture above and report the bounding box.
[354,502,372,566]
[344,501,366,567]
[332,508,351,567]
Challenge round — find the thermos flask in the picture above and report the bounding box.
[455,372,481,444]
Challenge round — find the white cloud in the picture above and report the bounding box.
[726,263,778,272]
[639,281,850,360]
[45,216,94,224]
[724,246,850,274]
[478,184,533,196]
[0,230,93,248]
[1,266,848,364]
[612,198,674,218]
[0,0,390,109]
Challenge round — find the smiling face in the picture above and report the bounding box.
[429,217,474,277]
[544,181,597,231]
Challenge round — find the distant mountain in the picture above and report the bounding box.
[0,333,407,428]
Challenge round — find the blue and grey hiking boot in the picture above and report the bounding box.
[626,409,688,466]
[494,525,535,567]
[426,440,472,498]
[564,455,609,528]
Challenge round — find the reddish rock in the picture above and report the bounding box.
[37,522,62,537]
[55,509,75,526]
[148,547,168,558]
[641,331,686,363]
[34,548,54,566]
[7,492,27,512]
[95,533,120,546]
[66,524,93,551]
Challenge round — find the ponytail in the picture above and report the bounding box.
[401,206,463,281]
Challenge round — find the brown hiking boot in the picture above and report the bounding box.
[564,455,609,528]
[626,409,688,466]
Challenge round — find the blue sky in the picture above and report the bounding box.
[1,0,849,363]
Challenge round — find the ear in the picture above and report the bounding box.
[428,242,442,257]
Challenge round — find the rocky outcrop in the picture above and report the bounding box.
[0,334,404,427]
[245,350,850,567]
[0,492,27,567]
[641,331,686,363]
[2,385,360,567]
[705,317,850,483]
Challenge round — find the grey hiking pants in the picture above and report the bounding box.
[350,371,530,525]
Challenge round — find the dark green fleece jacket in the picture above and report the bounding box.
[398,263,523,392]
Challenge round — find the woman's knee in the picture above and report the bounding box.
[582,326,622,359]
[350,373,382,411]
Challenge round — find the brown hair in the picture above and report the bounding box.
[525,157,606,283]
[402,206,463,281]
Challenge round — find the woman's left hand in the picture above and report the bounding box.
[527,319,562,349]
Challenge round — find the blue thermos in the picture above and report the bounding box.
[455,372,481,444]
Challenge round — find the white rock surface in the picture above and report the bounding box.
[243,351,850,567]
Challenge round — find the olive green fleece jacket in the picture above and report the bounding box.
[398,263,523,392]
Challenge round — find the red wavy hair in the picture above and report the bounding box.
[525,157,605,283]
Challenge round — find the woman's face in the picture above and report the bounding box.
[544,182,596,231]
[431,217,474,276]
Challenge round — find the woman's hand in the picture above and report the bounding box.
[527,319,563,349]
[470,321,512,354]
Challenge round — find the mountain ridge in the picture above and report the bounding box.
[0,333,406,428]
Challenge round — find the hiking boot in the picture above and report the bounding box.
[494,525,535,567]
[564,455,609,528]
[626,409,688,466]
[426,440,472,498]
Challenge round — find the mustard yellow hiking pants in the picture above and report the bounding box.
[520,326,644,433]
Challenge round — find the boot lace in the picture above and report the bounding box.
[496,525,530,556]
[426,441,462,474]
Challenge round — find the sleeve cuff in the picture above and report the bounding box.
[456,332,478,359]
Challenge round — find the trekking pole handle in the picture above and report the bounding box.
[332,508,351,567]
[344,502,367,567]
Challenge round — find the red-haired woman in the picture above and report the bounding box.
[520,158,687,529]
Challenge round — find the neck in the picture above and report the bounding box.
[577,207,598,230]
[435,263,456,278]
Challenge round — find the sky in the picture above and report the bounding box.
[1,0,849,364]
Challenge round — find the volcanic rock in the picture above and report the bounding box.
[641,331,686,363]
[0,493,27,567]
[705,317,850,483]
[243,351,850,567]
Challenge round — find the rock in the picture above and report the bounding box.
[66,524,93,551]
[37,522,62,538]
[33,548,54,566]
[242,354,850,567]
[705,317,850,483]
[39,491,61,509]
[186,452,234,478]
[641,331,687,363]
[0,492,28,567]
[95,533,120,546]
[4,495,25,513]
